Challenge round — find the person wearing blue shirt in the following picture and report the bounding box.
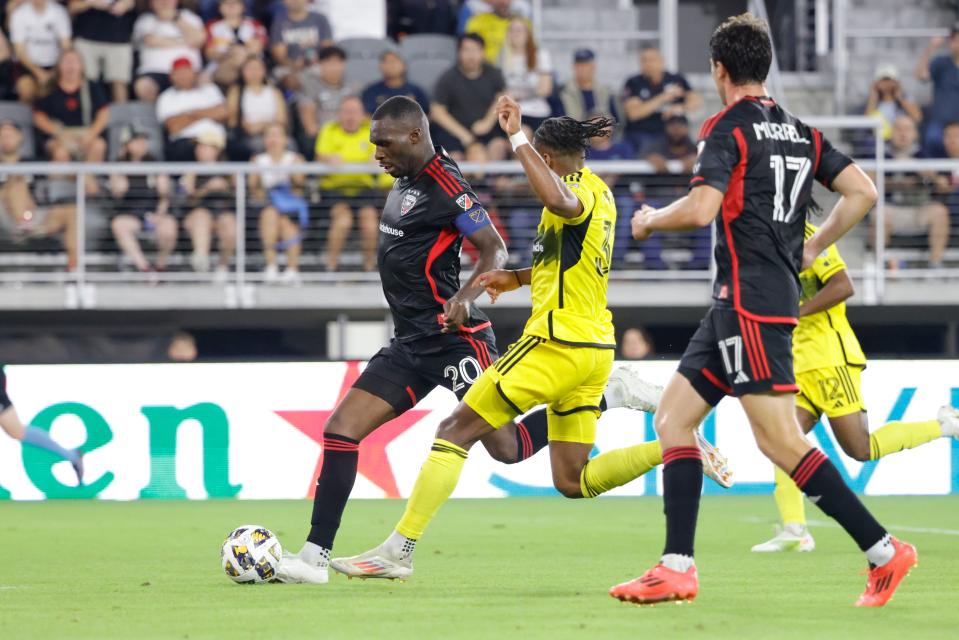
[915,22,959,155]
[361,50,430,115]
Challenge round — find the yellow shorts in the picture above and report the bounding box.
[463,334,614,444]
[795,365,866,419]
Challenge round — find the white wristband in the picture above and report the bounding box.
[509,130,529,151]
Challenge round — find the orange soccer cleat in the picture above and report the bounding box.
[609,564,699,605]
[855,537,918,607]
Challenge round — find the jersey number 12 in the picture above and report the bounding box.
[769,155,811,223]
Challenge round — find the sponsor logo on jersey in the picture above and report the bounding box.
[379,222,404,237]
[400,192,417,215]
[456,194,473,210]
[752,121,810,144]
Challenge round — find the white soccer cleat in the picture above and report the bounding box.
[938,405,959,439]
[331,543,413,581]
[607,365,663,413]
[751,524,815,553]
[695,429,734,488]
[275,550,329,584]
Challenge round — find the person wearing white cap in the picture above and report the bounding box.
[864,63,922,140]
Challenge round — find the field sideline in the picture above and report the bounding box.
[2,496,956,639]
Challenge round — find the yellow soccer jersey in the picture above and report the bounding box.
[524,166,616,348]
[793,222,867,373]
[314,120,391,193]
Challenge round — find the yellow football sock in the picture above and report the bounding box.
[774,465,806,526]
[580,441,663,498]
[869,420,942,460]
[395,439,468,540]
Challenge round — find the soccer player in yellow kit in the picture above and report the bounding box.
[330,96,679,580]
[752,222,959,552]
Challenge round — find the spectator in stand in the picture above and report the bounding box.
[361,50,429,116]
[314,96,380,272]
[915,23,959,155]
[225,55,287,160]
[9,0,72,104]
[167,330,198,361]
[498,18,552,130]
[156,57,229,161]
[620,326,654,360]
[180,130,237,279]
[109,126,178,275]
[204,0,268,88]
[251,123,307,284]
[879,115,949,270]
[387,0,457,39]
[0,121,78,270]
[296,45,354,157]
[33,50,109,195]
[68,0,137,103]
[925,121,959,265]
[864,63,922,140]
[560,48,618,123]
[642,114,697,174]
[464,0,521,63]
[270,0,333,93]
[432,33,507,159]
[132,0,206,103]
[622,46,701,155]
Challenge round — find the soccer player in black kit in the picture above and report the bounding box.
[609,14,916,607]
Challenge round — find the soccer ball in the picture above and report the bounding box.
[221,524,282,584]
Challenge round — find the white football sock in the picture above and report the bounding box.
[299,542,330,567]
[386,530,416,560]
[783,522,807,536]
[865,534,895,567]
[660,553,695,572]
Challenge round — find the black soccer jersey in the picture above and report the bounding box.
[690,96,853,323]
[378,148,493,342]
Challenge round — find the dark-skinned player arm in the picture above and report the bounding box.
[440,216,508,333]
[512,144,584,219]
[800,270,854,317]
[802,132,873,268]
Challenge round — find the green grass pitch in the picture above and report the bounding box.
[2,496,956,639]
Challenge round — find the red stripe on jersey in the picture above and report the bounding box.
[425,228,460,304]
[425,165,456,197]
[722,128,800,326]
[406,385,418,406]
[690,175,705,185]
[698,102,736,139]
[737,314,762,381]
[459,320,492,334]
[461,334,488,369]
[701,367,733,395]
[772,383,799,393]
[812,128,823,177]
[749,319,772,379]
[430,158,464,196]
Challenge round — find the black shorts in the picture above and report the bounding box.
[354,329,498,414]
[0,366,12,412]
[678,305,798,406]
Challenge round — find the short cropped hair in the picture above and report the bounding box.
[458,33,485,50]
[371,95,425,123]
[709,13,772,85]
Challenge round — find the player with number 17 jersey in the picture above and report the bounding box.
[680,95,853,400]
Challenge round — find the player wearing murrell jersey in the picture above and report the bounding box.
[753,222,959,552]
[612,13,917,607]
[330,98,714,581]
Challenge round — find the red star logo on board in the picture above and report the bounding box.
[276,361,430,498]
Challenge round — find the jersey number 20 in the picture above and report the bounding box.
[769,155,811,223]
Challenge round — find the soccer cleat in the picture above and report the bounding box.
[938,405,959,439]
[609,564,698,605]
[751,524,815,553]
[275,550,329,584]
[695,429,734,488]
[607,365,663,413]
[331,543,413,580]
[855,537,917,607]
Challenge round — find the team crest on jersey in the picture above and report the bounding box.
[456,194,473,210]
[400,192,418,215]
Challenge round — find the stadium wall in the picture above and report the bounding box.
[0,361,956,500]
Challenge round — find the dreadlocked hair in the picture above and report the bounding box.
[533,116,617,155]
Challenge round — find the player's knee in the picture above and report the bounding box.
[552,475,584,499]
[323,412,363,441]
[841,439,871,462]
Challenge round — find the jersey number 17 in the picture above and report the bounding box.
[769,154,812,223]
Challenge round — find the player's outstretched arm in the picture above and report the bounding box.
[803,164,877,269]
[800,269,854,317]
[441,225,508,333]
[631,184,724,240]
[496,95,583,219]
[477,267,531,304]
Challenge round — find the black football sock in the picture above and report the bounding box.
[790,448,887,551]
[661,447,703,558]
[307,433,360,550]
[513,408,549,462]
